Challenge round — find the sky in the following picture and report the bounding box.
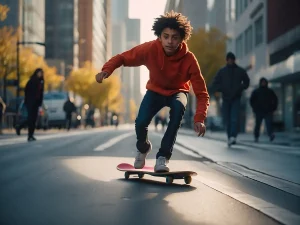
[129,0,214,94]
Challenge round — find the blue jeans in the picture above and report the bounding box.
[222,98,240,139]
[135,90,188,159]
[254,112,273,138]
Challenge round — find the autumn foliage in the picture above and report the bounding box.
[0,4,63,96]
[65,61,123,113]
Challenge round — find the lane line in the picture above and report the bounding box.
[94,132,135,151]
[0,129,112,147]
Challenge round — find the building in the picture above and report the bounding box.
[225,0,300,132]
[0,0,45,56]
[111,0,141,123]
[208,0,226,33]
[165,0,207,31]
[126,18,142,108]
[45,0,79,76]
[78,0,111,69]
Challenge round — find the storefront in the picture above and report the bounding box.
[254,52,300,131]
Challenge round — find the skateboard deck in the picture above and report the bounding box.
[117,163,197,184]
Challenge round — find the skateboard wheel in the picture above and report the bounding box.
[138,173,144,179]
[184,176,192,184]
[124,172,130,180]
[166,176,173,184]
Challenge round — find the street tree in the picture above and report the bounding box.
[65,61,123,113]
[0,4,9,21]
[1,5,62,98]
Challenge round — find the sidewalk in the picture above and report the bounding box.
[178,128,300,151]
[0,128,61,140]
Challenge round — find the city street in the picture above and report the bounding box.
[0,125,299,225]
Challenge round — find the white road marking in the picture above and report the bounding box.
[94,132,135,151]
[0,128,111,147]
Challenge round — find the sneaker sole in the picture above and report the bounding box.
[154,167,169,173]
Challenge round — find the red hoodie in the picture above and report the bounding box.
[102,39,209,123]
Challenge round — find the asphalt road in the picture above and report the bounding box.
[0,125,299,225]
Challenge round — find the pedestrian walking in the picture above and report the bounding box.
[0,96,6,134]
[20,68,44,141]
[63,98,76,131]
[211,52,250,146]
[250,77,278,142]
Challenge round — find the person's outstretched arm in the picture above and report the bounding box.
[96,41,152,83]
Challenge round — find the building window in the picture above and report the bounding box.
[255,16,263,46]
[236,33,243,58]
[227,0,236,22]
[244,0,248,8]
[235,0,239,19]
[244,25,252,54]
[236,0,248,20]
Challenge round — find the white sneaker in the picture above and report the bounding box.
[134,142,152,169]
[154,156,169,172]
[228,137,236,146]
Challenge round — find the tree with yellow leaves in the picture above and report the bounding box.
[0,4,9,21]
[65,61,123,114]
[0,27,18,80]
[0,4,63,99]
[17,47,63,92]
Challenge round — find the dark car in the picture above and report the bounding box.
[15,101,49,132]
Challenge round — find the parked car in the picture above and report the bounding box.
[15,100,49,132]
[5,97,24,114]
[43,92,68,128]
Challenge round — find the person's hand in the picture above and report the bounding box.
[95,71,109,83]
[194,122,206,137]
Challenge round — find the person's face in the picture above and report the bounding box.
[261,80,267,87]
[159,28,182,56]
[37,70,43,78]
[226,58,235,65]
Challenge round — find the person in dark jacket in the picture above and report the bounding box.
[250,78,278,142]
[23,68,44,141]
[211,52,250,146]
[0,96,6,134]
[63,98,76,131]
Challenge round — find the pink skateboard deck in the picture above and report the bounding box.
[117,163,197,184]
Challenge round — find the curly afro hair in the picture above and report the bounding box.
[152,11,193,41]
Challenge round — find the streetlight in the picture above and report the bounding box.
[16,41,45,110]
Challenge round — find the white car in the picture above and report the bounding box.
[43,92,68,128]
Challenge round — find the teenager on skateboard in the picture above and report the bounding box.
[96,11,209,172]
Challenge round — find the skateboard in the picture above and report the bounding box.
[117,163,197,184]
